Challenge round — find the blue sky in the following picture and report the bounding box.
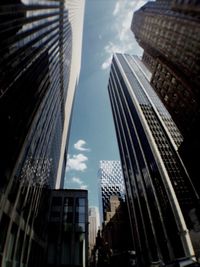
[64,0,147,209]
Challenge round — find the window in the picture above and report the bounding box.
[51,211,60,218]
[0,213,10,253]
[76,206,85,213]
[64,197,74,206]
[75,223,85,232]
[76,198,85,207]
[75,213,85,223]
[6,223,18,260]
[52,197,62,206]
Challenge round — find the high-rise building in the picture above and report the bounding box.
[88,207,99,258]
[47,189,88,267]
[98,160,125,222]
[131,0,200,192]
[108,53,200,266]
[102,196,133,267]
[0,1,85,266]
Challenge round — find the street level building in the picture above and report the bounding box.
[47,189,88,267]
[108,53,200,267]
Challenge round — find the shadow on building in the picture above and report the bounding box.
[0,1,74,266]
[91,196,134,267]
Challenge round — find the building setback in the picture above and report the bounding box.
[0,1,85,266]
[98,160,125,222]
[108,53,200,266]
[131,0,200,193]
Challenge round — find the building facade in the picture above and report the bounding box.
[102,196,134,267]
[47,189,88,267]
[0,1,85,266]
[88,207,99,259]
[98,160,125,222]
[108,53,200,266]
[131,0,200,192]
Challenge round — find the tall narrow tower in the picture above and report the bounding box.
[108,53,199,266]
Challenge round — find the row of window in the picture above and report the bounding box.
[109,56,186,263]
[52,196,86,207]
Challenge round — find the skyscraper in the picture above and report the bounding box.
[88,207,99,258]
[98,160,125,222]
[108,53,199,266]
[131,0,200,192]
[0,1,84,266]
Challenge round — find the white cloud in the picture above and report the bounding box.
[71,177,88,190]
[101,0,147,70]
[101,56,112,70]
[80,185,88,190]
[72,177,83,185]
[74,139,90,151]
[113,2,120,16]
[66,154,88,172]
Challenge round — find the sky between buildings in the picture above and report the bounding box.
[64,0,148,209]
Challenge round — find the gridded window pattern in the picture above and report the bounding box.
[0,0,72,190]
[140,104,195,209]
[99,160,125,219]
[0,2,84,267]
[108,53,199,266]
[131,1,200,86]
[123,54,183,148]
[116,53,198,212]
[172,0,200,15]
[48,190,88,267]
[151,60,200,136]
[142,52,157,72]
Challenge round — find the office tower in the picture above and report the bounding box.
[171,0,200,15]
[0,1,85,266]
[108,53,200,266]
[98,160,125,221]
[131,0,200,192]
[88,207,98,258]
[47,189,88,267]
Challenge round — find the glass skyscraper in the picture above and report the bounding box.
[0,1,84,266]
[108,53,200,266]
[98,160,125,222]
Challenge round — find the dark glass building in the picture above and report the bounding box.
[131,0,200,193]
[47,189,88,267]
[108,53,200,266]
[0,1,84,266]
